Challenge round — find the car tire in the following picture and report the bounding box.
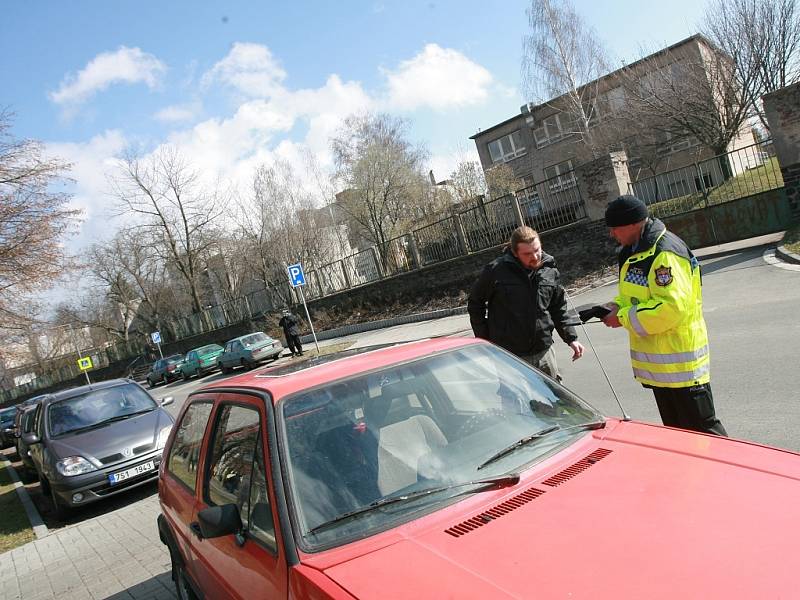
[182,371,189,381]
[147,378,155,389]
[169,547,198,600]
[46,479,66,521]
[162,374,169,385]
[241,358,252,371]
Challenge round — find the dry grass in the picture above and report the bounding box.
[0,463,35,553]
[783,223,800,254]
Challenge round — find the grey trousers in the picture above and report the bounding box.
[518,346,561,382]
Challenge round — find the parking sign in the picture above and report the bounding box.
[151,331,161,344]
[288,263,306,287]
[77,356,93,371]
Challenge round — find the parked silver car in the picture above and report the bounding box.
[24,379,174,518]
[217,331,283,373]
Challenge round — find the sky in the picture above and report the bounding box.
[2,0,707,290]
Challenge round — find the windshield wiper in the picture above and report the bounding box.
[308,473,520,535]
[477,420,607,471]
[57,409,155,436]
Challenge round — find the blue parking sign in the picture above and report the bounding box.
[288,263,306,287]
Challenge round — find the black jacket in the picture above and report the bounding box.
[467,249,578,356]
[279,313,301,336]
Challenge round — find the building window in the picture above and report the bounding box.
[487,131,526,164]
[657,131,700,156]
[533,114,565,148]
[543,160,576,191]
[606,87,626,112]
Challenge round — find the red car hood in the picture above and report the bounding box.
[318,421,800,599]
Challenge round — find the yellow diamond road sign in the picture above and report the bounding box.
[78,356,93,371]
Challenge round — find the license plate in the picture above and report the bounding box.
[108,461,155,485]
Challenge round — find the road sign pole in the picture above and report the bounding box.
[156,341,163,359]
[68,323,91,385]
[297,285,320,354]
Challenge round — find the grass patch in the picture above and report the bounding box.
[0,462,35,553]
[783,222,800,254]
[645,156,785,218]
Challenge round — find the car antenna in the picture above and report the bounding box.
[565,289,631,421]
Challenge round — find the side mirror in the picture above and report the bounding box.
[22,432,41,446]
[197,504,242,539]
[160,397,174,407]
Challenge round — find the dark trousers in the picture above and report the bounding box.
[651,383,727,436]
[286,334,303,356]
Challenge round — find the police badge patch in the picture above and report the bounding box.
[655,265,673,286]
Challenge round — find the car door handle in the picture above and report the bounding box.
[189,521,204,540]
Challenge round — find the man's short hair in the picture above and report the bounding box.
[509,226,539,252]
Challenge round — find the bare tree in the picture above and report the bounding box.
[521,0,611,157]
[331,113,428,262]
[616,39,756,166]
[703,0,800,130]
[0,111,81,330]
[110,146,224,314]
[449,160,521,207]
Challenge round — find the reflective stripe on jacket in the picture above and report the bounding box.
[615,219,710,388]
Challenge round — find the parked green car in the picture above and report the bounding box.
[218,332,283,373]
[181,344,224,380]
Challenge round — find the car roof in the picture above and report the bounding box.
[189,344,222,352]
[39,378,137,406]
[199,336,484,401]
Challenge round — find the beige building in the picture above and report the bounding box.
[471,35,758,209]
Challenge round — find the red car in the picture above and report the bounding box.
[157,337,800,599]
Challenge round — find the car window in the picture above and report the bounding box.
[241,333,268,347]
[280,344,601,549]
[47,384,157,437]
[166,402,213,492]
[187,352,196,361]
[21,408,36,433]
[199,345,221,354]
[205,404,276,551]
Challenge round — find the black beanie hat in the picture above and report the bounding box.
[605,195,648,227]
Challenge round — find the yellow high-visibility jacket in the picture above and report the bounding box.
[614,219,710,388]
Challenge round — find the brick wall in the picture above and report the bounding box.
[763,82,800,221]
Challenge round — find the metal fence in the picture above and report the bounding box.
[629,139,783,218]
[3,168,589,402]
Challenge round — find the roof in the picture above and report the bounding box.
[199,337,484,401]
[471,34,718,141]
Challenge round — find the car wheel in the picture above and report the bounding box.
[46,480,66,520]
[147,378,155,389]
[169,547,198,600]
[162,374,169,385]
[182,371,189,381]
[240,358,252,370]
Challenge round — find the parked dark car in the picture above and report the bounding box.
[25,379,174,518]
[14,403,40,477]
[218,331,283,373]
[0,406,17,449]
[145,354,185,388]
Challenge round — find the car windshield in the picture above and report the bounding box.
[279,344,602,549]
[197,345,222,355]
[241,333,269,347]
[48,384,157,438]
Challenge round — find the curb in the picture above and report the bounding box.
[0,455,48,539]
[776,244,800,265]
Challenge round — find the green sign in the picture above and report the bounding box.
[78,356,93,371]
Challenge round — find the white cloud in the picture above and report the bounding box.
[201,42,287,98]
[50,46,167,105]
[382,43,493,111]
[46,130,128,249]
[154,102,202,123]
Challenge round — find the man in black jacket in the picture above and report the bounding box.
[279,308,303,357]
[468,226,584,380]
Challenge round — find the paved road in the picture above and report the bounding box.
[2,240,798,599]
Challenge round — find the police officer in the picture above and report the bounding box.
[601,195,726,436]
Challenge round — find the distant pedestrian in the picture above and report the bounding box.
[601,195,726,436]
[279,308,304,357]
[468,226,584,381]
